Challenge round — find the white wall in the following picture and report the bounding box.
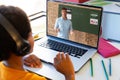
[101,3,120,41]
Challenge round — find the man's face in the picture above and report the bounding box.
[61,9,67,18]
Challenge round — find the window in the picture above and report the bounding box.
[0,0,46,37]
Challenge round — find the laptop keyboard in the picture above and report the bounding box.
[39,39,87,58]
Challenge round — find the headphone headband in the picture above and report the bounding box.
[0,13,30,56]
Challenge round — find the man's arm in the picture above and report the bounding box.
[54,28,60,33]
[69,21,73,35]
[54,18,60,33]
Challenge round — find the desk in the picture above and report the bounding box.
[21,1,120,79]
[24,41,120,80]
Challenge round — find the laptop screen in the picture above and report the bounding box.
[47,1,102,48]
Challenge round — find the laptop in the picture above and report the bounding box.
[33,0,103,72]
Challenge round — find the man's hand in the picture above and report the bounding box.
[23,54,42,68]
[56,28,60,32]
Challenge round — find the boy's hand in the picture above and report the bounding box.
[54,52,75,80]
[23,54,42,68]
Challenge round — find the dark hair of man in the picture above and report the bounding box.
[62,7,67,11]
[0,5,31,61]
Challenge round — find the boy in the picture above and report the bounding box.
[0,5,75,80]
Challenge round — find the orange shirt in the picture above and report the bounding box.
[0,62,46,80]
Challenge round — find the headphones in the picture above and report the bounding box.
[0,13,31,56]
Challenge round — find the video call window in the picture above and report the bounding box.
[47,1,102,48]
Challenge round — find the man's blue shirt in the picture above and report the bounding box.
[54,17,73,39]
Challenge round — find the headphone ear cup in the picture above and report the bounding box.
[16,40,31,56]
[0,13,31,56]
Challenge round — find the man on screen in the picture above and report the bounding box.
[54,7,73,39]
